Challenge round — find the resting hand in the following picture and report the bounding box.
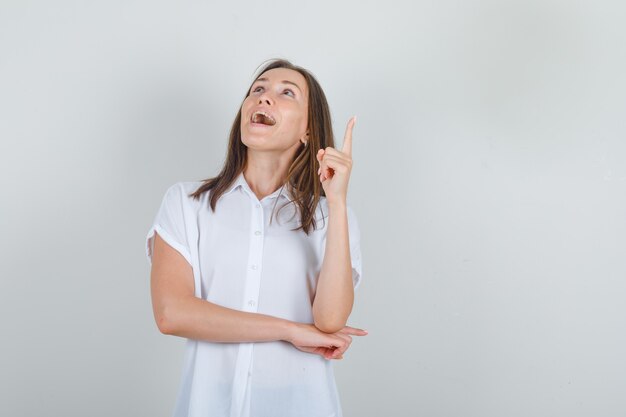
[287,322,368,360]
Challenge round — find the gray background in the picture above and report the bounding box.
[1,1,625,416]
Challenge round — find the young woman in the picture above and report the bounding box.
[146,58,367,417]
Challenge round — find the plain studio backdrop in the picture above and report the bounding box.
[1,1,625,416]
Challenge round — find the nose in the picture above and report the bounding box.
[257,90,273,105]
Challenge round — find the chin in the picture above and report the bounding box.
[241,136,273,150]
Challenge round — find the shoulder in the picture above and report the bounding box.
[163,181,205,206]
[173,180,205,194]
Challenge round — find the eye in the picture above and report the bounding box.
[283,89,295,97]
[252,86,263,93]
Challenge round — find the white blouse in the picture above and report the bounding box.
[145,171,363,417]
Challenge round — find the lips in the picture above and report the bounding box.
[250,109,276,126]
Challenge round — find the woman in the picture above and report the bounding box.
[145,58,367,417]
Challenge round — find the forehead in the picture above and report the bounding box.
[255,68,308,92]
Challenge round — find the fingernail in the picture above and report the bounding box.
[353,115,357,124]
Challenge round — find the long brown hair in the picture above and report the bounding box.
[188,58,335,234]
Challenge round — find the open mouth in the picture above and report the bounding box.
[250,111,276,126]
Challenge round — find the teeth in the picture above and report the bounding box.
[251,111,276,126]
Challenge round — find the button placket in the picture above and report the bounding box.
[230,197,265,417]
[242,199,265,313]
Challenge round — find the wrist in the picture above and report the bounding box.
[280,319,298,343]
[326,199,347,211]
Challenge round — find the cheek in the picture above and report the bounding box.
[299,103,309,128]
[241,98,253,113]
[287,106,307,127]
[240,101,252,124]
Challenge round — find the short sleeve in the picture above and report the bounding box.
[347,206,363,291]
[145,183,192,266]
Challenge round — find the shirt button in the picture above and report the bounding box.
[251,264,258,270]
[248,300,256,306]
[254,230,261,236]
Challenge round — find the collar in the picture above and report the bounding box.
[222,171,294,202]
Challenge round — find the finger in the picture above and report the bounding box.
[327,334,347,350]
[340,326,369,336]
[325,348,337,359]
[317,161,325,176]
[321,154,347,165]
[317,150,329,179]
[314,347,337,360]
[318,158,333,182]
[317,347,334,358]
[341,116,356,157]
[321,167,333,182]
[331,351,343,360]
[329,345,345,359]
[322,146,350,161]
[323,349,343,360]
[320,155,349,174]
[329,334,350,357]
[333,332,352,347]
[332,334,352,357]
[318,163,329,182]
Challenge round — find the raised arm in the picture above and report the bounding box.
[312,117,358,333]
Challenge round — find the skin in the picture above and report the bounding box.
[240,67,311,199]
[150,67,367,361]
[312,118,358,336]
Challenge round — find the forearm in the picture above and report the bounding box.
[160,296,295,343]
[312,202,354,333]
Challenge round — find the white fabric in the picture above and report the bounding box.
[145,171,363,417]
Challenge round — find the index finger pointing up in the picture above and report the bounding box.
[341,116,356,157]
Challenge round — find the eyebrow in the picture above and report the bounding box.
[253,77,303,93]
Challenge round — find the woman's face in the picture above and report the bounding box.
[240,68,309,153]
